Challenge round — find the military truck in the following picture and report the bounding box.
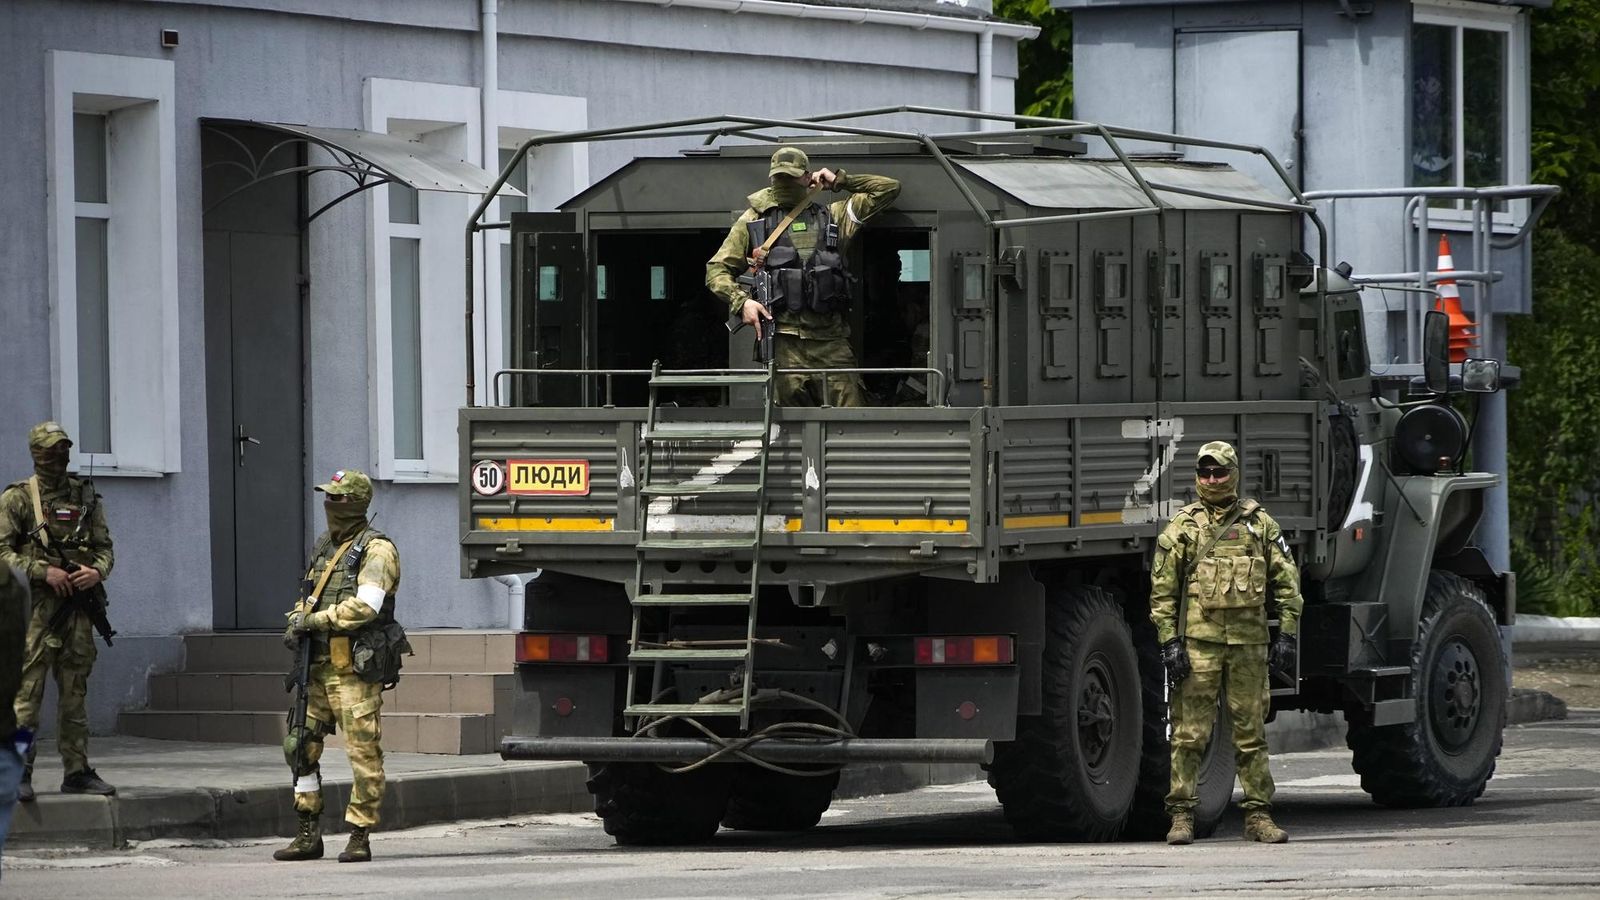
[459,108,1540,844]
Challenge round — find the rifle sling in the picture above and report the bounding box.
[305,538,357,612]
[749,186,824,268]
[27,475,50,550]
[1175,503,1250,643]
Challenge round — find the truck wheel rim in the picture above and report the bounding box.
[1431,637,1481,751]
[1077,658,1116,774]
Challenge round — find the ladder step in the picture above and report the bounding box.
[638,537,757,552]
[625,702,747,717]
[644,423,767,442]
[632,593,755,607]
[639,482,762,498]
[629,648,751,662]
[651,373,771,388]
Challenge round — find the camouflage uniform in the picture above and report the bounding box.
[2,422,115,796]
[1,562,29,856]
[276,469,400,863]
[706,147,901,407]
[1150,441,1302,841]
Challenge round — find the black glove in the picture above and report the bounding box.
[1270,633,1298,674]
[1161,638,1191,687]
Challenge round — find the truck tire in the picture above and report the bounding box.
[1345,570,1506,807]
[721,765,840,831]
[1122,618,1236,840]
[587,762,731,845]
[986,585,1142,841]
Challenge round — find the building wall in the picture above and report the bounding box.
[1070,0,1531,363]
[0,0,1023,730]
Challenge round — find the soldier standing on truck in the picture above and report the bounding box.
[705,146,899,407]
[1150,441,1302,845]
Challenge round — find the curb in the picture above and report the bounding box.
[7,758,995,850]
[1513,615,1600,644]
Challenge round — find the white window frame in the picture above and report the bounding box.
[1411,0,1530,229]
[487,90,589,388]
[46,51,179,475]
[366,79,480,483]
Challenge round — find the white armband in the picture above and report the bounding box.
[355,583,386,613]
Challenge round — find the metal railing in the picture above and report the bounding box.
[1302,185,1559,361]
[491,366,949,409]
[465,106,1329,409]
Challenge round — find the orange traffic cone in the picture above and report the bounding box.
[1434,235,1476,363]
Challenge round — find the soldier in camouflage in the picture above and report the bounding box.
[2,422,116,800]
[1,562,30,860]
[274,470,400,864]
[1150,441,1302,845]
[706,146,901,407]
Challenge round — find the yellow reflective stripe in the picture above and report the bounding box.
[826,518,968,533]
[1079,511,1126,525]
[478,517,615,531]
[1003,514,1071,529]
[783,518,803,532]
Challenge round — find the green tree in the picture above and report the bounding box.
[996,0,1072,118]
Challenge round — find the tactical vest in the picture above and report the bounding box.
[305,527,398,655]
[1180,501,1270,612]
[9,477,99,574]
[747,203,852,315]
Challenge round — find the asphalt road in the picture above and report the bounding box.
[6,713,1598,899]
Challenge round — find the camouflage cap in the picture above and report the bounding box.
[1197,440,1238,468]
[28,421,72,450]
[769,146,809,178]
[314,468,373,503]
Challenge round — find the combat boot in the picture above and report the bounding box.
[1166,810,1195,845]
[1244,810,1288,843]
[61,767,116,796]
[338,825,371,863]
[17,763,34,802]
[272,812,324,861]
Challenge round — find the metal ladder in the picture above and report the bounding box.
[625,361,776,731]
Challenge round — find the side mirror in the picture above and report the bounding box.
[1422,309,1449,394]
[1461,358,1502,393]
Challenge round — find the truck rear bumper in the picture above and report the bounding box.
[500,736,994,765]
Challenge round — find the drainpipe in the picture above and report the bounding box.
[977,29,994,132]
[493,571,539,631]
[479,0,499,403]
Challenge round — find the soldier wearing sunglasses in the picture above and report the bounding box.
[1149,440,1303,846]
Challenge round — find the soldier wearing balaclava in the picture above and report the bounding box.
[706,146,901,407]
[1149,441,1304,845]
[1,422,117,801]
[276,469,402,864]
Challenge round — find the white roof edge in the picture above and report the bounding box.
[607,0,1042,39]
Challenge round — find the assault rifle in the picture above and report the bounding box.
[285,584,315,782]
[727,268,777,364]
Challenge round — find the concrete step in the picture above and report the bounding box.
[180,630,518,675]
[146,671,512,716]
[117,708,504,755]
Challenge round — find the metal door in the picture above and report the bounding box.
[1174,30,1301,196]
[229,232,305,628]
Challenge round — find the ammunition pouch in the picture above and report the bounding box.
[351,620,413,689]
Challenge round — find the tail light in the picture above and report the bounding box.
[516,633,611,663]
[914,635,1014,665]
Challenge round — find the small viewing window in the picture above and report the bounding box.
[649,266,668,300]
[538,265,559,301]
[898,248,930,283]
[595,265,607,300]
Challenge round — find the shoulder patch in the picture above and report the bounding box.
[1157,533,1175,551]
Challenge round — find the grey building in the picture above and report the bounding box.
[0,0,1035,733]
[1064,0,1548,574]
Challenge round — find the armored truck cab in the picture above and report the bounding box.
[461,110,1527,845]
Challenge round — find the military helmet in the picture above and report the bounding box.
[28,421,72,451]
[1196,440,1238,469]
[314,469,373,504]
[769,146,809,178]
